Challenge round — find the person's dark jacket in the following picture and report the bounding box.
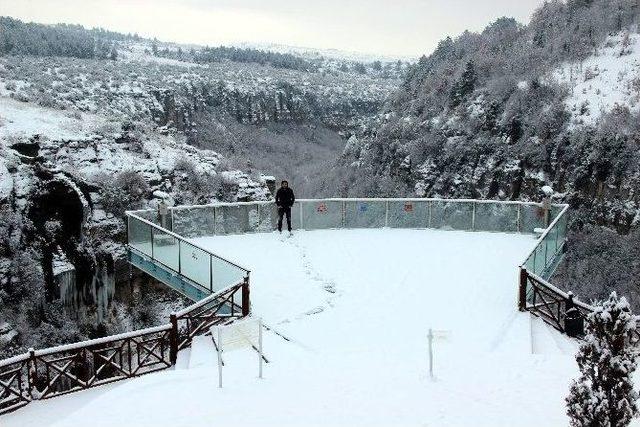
[275,187,295,208]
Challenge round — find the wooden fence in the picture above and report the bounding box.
[519,269,640,344]
[0,279,248,415]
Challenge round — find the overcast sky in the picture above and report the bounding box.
[0,0,546,58]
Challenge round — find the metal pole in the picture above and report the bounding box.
[428,328,434,380]
[213,206,218,235]
[428,201,433,228]
[300,202,304,230]
[258,319,263,379]
[178,240,182,274]
[342,201,346,228]
[217,329,223,388]
[516,204,522,233]
[385,201,389,227]
[257,204,261,232]
[209,255,213,292]
[471,201,476,231]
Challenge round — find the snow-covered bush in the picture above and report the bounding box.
[566,292,639,427]
[99,170,149,217]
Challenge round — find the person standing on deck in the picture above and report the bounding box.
[275,180,295,235]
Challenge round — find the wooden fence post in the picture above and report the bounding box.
[27,348,36,400]
[242,276,251,317]
[518,268,528,312]
[169,314,178,366]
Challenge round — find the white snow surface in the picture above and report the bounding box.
[3,228,603,427]
[552,32,640,127]
[0,97,108,140]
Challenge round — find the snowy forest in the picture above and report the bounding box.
[321,0,640,310]
[1,0,640,369]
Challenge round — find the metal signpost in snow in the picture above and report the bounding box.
[211,318,264,388]
[427,328,451,380]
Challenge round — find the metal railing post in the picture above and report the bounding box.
[516,204,522,233]
[428,201,433,228]
[471,201,476,231]
[213,206,218,235]
[150,227,154,259]
[385,201,389,227]
[178,240,182,274]
[300,202,304,230]
[256,204,261,232]
[342,201,346,228]
[210,255,215,292]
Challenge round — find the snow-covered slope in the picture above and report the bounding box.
[552,31,640,127]
[2,228,588,427]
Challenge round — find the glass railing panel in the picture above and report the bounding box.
[255,203,277,232]
[430,201,474,230]
[215,205,250,235]
[128,216,152,256]
[473,202,519,232]
[152,228,180,272]
[519,203,546,234]
[300,200,343,230]
[179,241,211,290]
[211,256,246,293]
[525,255,535,304]
[549,204,563,225]
[557,210,568,248]
[545,225,559,265]
[171,206,216,238]
[344,200,386,228]
[533,241,547,276]
[388,200,429,228]
[525,251,536,273]
[134,209,161,225]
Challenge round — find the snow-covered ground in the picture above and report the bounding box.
[3,229,589,427]
[553,31,640,127]
[0,97,108,141]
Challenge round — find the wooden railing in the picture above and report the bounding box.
[519,269,593,335]
[519,269,640,344]
[0,279,249,415]
[0,355,30,413]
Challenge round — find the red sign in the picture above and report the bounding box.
[404,203,414,212]
[317,203,328,213]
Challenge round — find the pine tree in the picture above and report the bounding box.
[566,292,639,427]
[450,61,477,107]
[151,39,158,56]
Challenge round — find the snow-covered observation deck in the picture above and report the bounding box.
[3,198,592,426]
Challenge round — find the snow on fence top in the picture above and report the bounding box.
[32,324,173,357]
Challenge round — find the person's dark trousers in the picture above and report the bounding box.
[278,206,292,232]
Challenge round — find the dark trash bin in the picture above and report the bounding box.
[565,307,584,338]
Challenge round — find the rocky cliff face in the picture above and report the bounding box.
[0,101,270,357]
[338,3,640,233]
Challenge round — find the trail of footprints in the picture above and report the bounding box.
[287,236,340,321]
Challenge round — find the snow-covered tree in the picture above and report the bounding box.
[450,61,476,107]
[566,291,639,427]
